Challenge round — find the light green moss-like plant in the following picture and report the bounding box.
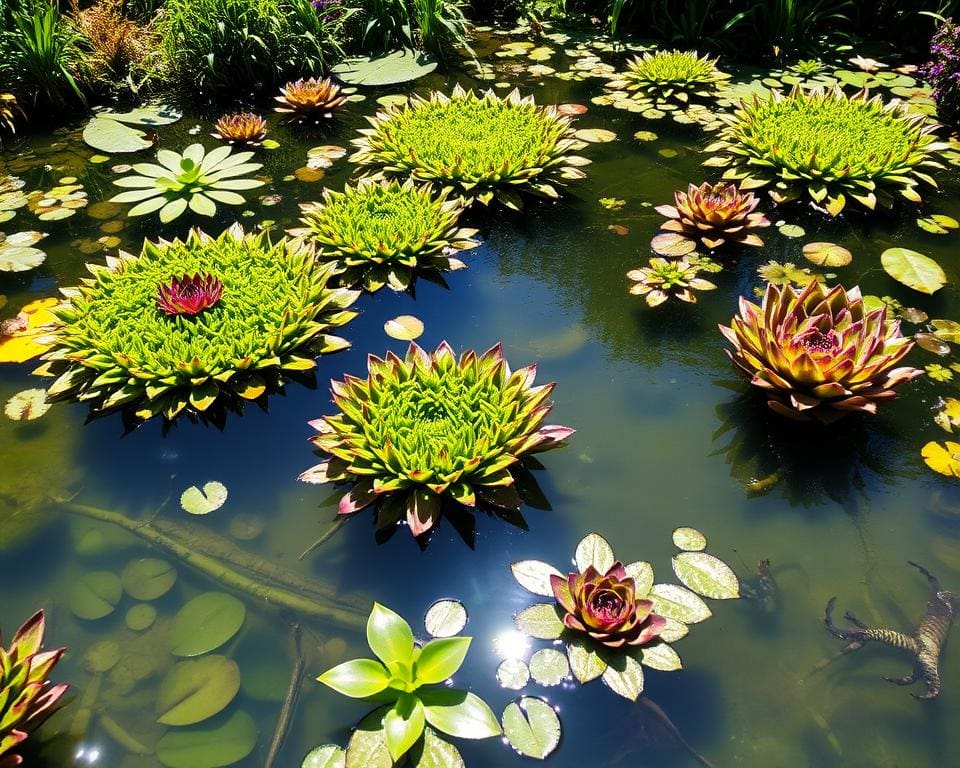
[349,84,591,209]
[300,341,574,538]
[704,85,949,215]
[110,143,264,223]
[290,178,479,292]
[607,50,730,107]
[39,224,359,421]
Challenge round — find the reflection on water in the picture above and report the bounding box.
[2,30,960,768]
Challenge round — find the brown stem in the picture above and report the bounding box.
[265,623,306,768]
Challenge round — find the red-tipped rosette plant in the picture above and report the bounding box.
[156,273,223,316]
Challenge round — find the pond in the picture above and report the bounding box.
[3,23,960,768]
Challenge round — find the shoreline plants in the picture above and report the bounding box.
[349,85,591,209]
[290,178,479,292]
[704,85,949,216]
[39,225,360,420]
[921,17,960,128]
[300,341,574,538]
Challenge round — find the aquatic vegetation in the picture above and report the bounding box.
[156,273,224,316]
[0,610,69,766]
[300,341,573,538]
[290,178,478,292]
[0,94,23,134]
[627,256,719,307]
[211,112,268,145]
[609,50,730,107]
[704,85,949,215]
[824,562,956,699]
[318,603,500,762]
[411,0,474,60]
[921,17,960,127]
[350,85,591,209]
[654,182,770,251]
[512,531,739,701]
[274,77,347,122]
[39,225,360,420]
[720,281,923,423]
[110,144,264,223]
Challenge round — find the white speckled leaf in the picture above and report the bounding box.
[649,583,712,623]
[672,552,740,600]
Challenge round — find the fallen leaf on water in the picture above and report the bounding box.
[4,388,50,420]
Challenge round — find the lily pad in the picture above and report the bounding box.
[528,648,569,686]
[511,559,563,596]
[922,441,960,479]
[156,655,241,726]
[126,603,158,631]
[83,116,152,154]
[83,639,122,673]
[601,653,644,700]
[332,49,438,86]
[641,642,683,671]
[777,223,805,238]
[672,552,740,600]
[649,583,712,623]
[302,745,346,768]
[881,247,946,294]
[346,707,392,768]
[69,570,123,620]
[514,603,564,640]
[384,315,424,341]
[802,242,852,267]
[170,592,246,656]
[575,532,615,573]
[502,697,561,760]
[671,527,707,551]
[99,104,183,126]
[156,709,258,768]
[4,388,50,421]
[424,599,468,638]
[122,558,177,601]
[496,658,530,690]
[917,214,959,234]
[573,128,616,143]
[180,481,228,515]
[651,232,696,257]
[409,727,465,768]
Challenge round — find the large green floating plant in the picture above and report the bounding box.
[38,225,360,420]
[290,178,480,293]
[300,341,574,538]
[606,50,730,108]
[704,85,949,216]
[349,85,592,209]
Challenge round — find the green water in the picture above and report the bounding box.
[3,28,960,768]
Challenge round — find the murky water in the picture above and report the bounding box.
[3,27,960,768]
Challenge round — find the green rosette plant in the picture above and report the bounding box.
[289,178,480,293]
[110,143,264,223]
[1,611,69,766]
[38,224,360,421]
[511,531,739,701]
[349,84,592,209]
[704,85,949,216]
[318,603,501,764]
[607,50,730,107]
[300,341,574,537]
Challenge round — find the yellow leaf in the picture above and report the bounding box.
[921,441,960,478]
[935,398,960,433]
[0,297,60,363]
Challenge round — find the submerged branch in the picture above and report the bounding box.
[265,623,305,768]
[298,517,346,560]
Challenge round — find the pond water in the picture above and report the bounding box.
[3,26,960,768]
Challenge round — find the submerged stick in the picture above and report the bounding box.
[639,697,714,768]
[299,517,346,560]
[62,502,365,629]
[265,623,306,768]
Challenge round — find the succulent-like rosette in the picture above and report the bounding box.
[627,255,719,307]
[607,50,730,107]
[349,84,591,209]
[301,341,573,538]
[704,85,949,215]
[211,112,268,145]
[156,273,223,316]
[1,611,69,767]
[110,143,264,223]
[552,563,667,649]
[290,178,479,292]
[655,182,770,250]
[39,225,359,420]
[720,281,923,423]
[274,77,347,122]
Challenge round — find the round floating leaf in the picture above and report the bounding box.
[514,603,564,639]
[377,94,409,108]
[4,389,50,421]
[346,707,392,768]
[424,599,468,638]
[557,103,587,116]
[295,167,325,183]
[881,248,946,294]
[0,245,44,272]
[83,640,122,673]
[922,441,960,478]
[575,532,615,574]
[502,697,561,760]
[917,214,959,234]
[384,315,424,341]
[156,655,241,726]
[69,570,122,620]
[529,648,569,686]
[126,603,158,631]
[673,551,740,599]
[302,745,345,768]
[651,232,696,257]
[170,592,246,657]
[180,481,228,515]
[332,49,438,86]
[83,116,152,153]
[671,527,707,552]
[496,658,530,690]
[649,583,712,623]
[511,560,564,596]
[573,128,616,143]
[122,557,177,600]
[634,130,658,141]
[228,513,265,541]
[156,709,258,768]
[601,653,644,700]
[410,727,465,768]
[641,642,683,671]
[777,224,805,238]
[802,242,852,267]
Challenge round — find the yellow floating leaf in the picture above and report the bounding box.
[922,440,960,478]
[935,398,960,433]
[384,315,424,341]
[573,128,616,143]
[0,297,60,363]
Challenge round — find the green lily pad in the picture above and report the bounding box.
[918,214,959,234]
[881,247,946,295]
[641,641,683,671]
[651,232,696,257]
[778,223,805,238]
[424,599,468,638]
[332,49,438,86]
[409,727,465,768]
[170,592,246,657]
[511,559,563,596]
[514,603,564,640]
[502,697,561,759]
[496,658,530,690]
[126,603,158,631]
[180,481,228,515]
[573,128,616,143]
[529,648,569,687]
[384,315,424,341]
[601,652,644,700]
[69,570,122,620]
[156,710,258,768]
[156,655,241,726]
[671,527,707,552]
[83,639,122,673]
[672,552,741,599]
[302,745,346,768]
[649,583,712,623]
[574,532,615,573]
[4,389,50,421]
[121,557,177,600]
[82,116,152,154]
[565,635,606,683]
[802,242,852,267]
[346,707,392,768]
